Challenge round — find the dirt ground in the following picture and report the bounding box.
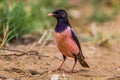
[0,15,120,80]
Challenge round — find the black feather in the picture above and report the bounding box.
[50,9,89,68]
[71,29,89,67]
[71,29,84,57]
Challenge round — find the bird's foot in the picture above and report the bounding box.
[51,69,57,72]
[57,68,62,71]
[52,68,62,72]
[64,70,73,73]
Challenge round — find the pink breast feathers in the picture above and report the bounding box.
[54,27,79,57]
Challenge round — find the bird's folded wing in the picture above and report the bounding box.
[71,29,84,56]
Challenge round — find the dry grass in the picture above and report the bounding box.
[0,24,12,48]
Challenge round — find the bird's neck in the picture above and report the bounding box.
[55,18,70,32]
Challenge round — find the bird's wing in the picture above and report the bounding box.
[71,28,84,57]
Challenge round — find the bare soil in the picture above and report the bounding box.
[0,15,120,80]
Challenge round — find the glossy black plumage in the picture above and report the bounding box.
[48,9,89,72]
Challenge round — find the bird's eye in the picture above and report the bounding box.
[53,11,58,14]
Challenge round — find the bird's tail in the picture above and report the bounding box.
[77,53,89,68]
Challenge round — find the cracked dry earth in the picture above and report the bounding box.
[0,15,120,80]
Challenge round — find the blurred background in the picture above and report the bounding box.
[0,1,120,80]
[0,0,120,47]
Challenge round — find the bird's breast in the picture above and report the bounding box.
[54,27,79,57]
[54,27,71,44]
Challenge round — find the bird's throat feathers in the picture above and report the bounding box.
[55,18,70,32]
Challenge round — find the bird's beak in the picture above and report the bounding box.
[47,13,54,16]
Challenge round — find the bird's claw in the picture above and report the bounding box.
[64,70,73,73]
[52,68,62,72]
[57,68,62,71]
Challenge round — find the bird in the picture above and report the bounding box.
[48,9,89,72]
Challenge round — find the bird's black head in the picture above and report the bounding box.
[48,9,68,20]
[48,9,71,32]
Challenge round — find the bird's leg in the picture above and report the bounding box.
[71,55,77,73]
[64,55,77,73]
[57,55,66,71]
[52,55,66,72]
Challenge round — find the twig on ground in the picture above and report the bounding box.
[99,39,109,47]
[0,29,53,57]
[0,76,20,80]
[0,48,49,57]
[28,30,47,51]
[54,56,62,61]
[28,29,53,54]
[90,22,98,38]
[7,67,48,75]
[39,29,53,53]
